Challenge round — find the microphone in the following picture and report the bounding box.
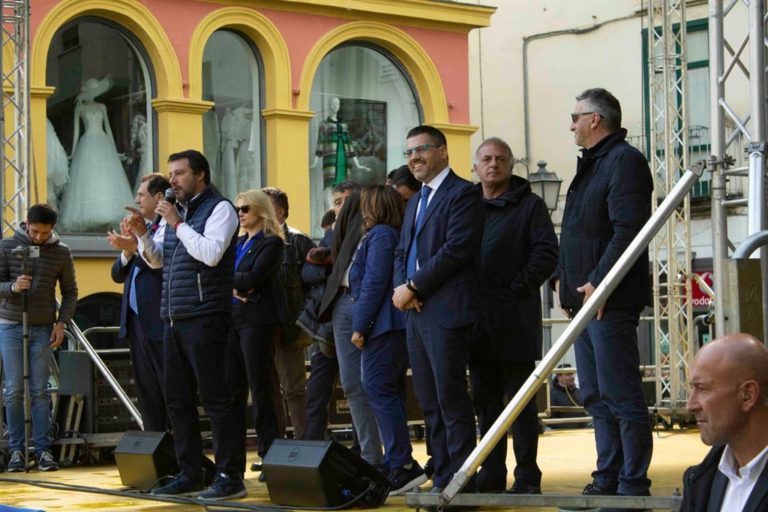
[152,188,176,230]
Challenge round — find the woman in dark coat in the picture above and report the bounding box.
[350,185,427,495]
[226,189,285,468]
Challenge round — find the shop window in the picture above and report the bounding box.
[308,44,421,237]
[46,19,154,235]
[202,30,264,200]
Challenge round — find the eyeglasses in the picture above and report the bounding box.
[234,205,251,214]
[570,112,602,123]
[403,144,442,158]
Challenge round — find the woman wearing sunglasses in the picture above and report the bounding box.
[350,185,428,495]
[226,189,285,472]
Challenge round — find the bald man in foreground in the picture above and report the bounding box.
[681,334,768,512]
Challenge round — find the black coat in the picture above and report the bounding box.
[232,233,284,327]
[476,177,558,362]
[555,129,653,311]
[681,445,768,512]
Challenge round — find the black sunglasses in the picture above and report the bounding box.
[234,205,252,214]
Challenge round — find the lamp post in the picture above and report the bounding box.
[528,160,563,353]
[528,160,562,214]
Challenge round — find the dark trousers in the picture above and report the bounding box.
[226,321,280,458]
[303,343,339,440]
[163,313,245,481]
[406,315,476,489]
[469,359,541,490]
[361,330,413,470]
[127,311,168,432]
[574,307,652,495]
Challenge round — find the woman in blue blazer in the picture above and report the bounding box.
[226,189,285,469]
[350,185,427,495]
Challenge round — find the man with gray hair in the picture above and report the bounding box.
[551,88,654,508]
[471,137,558,494]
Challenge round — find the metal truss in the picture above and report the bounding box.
[1,0,31,237]
[709,0,768,343]
[647,0,695,409]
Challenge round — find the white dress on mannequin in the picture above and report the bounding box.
[46,118,69,210]
[59,101,134,232]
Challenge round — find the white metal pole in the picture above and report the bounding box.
[709,0,728,337]
[439,163,706,506]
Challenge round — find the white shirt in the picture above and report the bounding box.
[718,443,768,512]
[417,165,451,213]
[138,197,239,269]
[412,166,450,273]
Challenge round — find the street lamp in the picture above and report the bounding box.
[529,160,562,214]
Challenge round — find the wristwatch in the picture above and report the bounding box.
[406,279,420,298]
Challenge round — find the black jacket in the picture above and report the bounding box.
[476,177,558,362]
[681,445,768,512]
[232,233,284,327]
[554,129,652,311]
[161,187,237,320]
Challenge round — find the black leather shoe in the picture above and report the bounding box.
[506,481,541,494]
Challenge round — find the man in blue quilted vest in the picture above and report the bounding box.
[133,149,245,501]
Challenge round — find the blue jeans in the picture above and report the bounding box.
[574,307,653,495]
[0,323,54,452]
[332,293,383,465]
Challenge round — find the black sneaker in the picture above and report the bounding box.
[558,480,617,512]
[389,462,428,496]
[151,473,204,497]
[7,451,25,472]
[506,481,541,494]
[198,472,247,500]
[582,480,617,495]
[250,462,262,472]
[36,450,59,472]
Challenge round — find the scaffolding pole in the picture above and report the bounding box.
[1,0,31,235]
[648,0,695,409]
[709,0,768,343]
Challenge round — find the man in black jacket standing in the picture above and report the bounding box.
[682,333,768,512]
[552,88,654,503]
[471,137,558,494]
[134,150,245,500]
[108,173,170,432]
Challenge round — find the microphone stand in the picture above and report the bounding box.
[20,255,31,473]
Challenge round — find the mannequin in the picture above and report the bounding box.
[46,118,69,209]
[312,96,369,209]
[129,112,151,190]
[59,76,134,232]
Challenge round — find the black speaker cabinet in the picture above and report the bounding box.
[263,440,391,507]
[114,431,178,489]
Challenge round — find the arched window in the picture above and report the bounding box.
[308,44,421,237]
[46,19,154,235]
[202,30,264,201]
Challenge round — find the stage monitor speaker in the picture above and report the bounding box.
[263,440,391,507]
[114,431,178,490]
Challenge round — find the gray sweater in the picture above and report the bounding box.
[0,225,78,326]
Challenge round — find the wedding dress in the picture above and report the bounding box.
[59,102,134,232]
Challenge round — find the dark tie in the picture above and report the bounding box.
[406,185,432,279]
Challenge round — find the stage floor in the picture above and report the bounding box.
[0,427,709,511]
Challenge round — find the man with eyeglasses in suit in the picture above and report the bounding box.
[393,125,484,493]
